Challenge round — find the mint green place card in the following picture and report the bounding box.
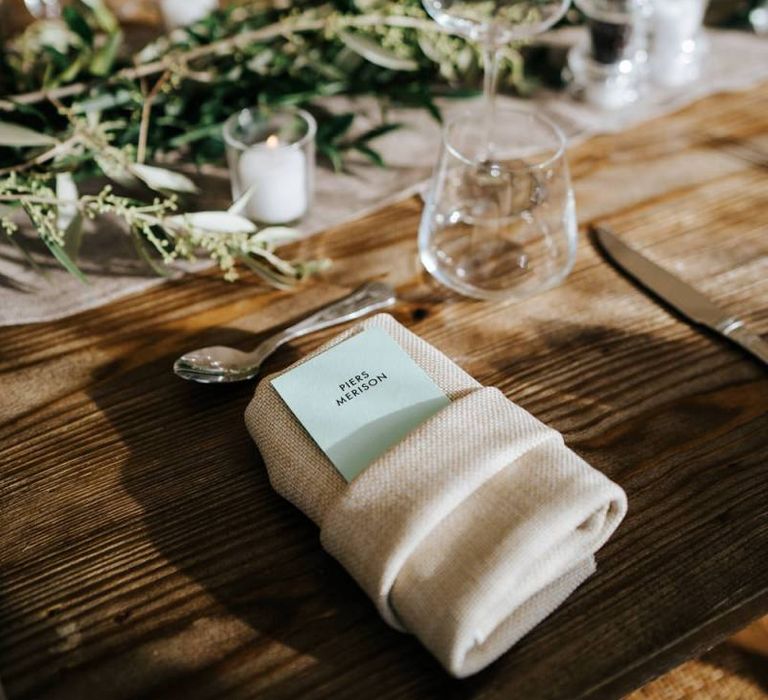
[271,327,450,482]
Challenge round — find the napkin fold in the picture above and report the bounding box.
[245,314,627,677]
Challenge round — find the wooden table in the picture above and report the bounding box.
[1,85,767,700]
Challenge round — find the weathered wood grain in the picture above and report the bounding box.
[1,84,767,700]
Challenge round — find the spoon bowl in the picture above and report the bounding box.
[174,346,260,383]
[173,281,397,384]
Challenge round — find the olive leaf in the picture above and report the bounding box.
[131,230,173,277]
[248,245,303,276]
[130,163,199,194]
[73,89,134,114]
[42,232,88,284]
[62,212,85,259]
[237,254,296,290]
[96,154,134,186]
[338,31,420,72]
[228,183,257,216]
[90,30,123,77]
[63,7,94,47]
[55,173,85,259]
[80,0,119,34]
[165,211,257,234]
[252,226,303,245]
[0,122,58,147]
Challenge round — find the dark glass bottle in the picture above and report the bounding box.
[588,18,634,64]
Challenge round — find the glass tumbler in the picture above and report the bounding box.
[419,107,577,300]
[223,107,316,225]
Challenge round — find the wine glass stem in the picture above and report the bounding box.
[482,44,500,160]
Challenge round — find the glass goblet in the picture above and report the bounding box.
[422,0,571,154]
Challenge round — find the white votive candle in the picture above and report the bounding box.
[159,0,218,29]
[238,135,308,224]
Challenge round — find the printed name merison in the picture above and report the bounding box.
[335,373,389,406]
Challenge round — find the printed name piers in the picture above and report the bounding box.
[335,371,388,406]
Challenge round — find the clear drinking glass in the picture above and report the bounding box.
[419,107,577,300]
[223,107,316,225]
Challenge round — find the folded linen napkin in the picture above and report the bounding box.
[245,314,627,677]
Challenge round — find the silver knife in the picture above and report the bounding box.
[594,226,768,366]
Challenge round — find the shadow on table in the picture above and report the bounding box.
[702,644,768,693]
[0,226,158,280]
[82,309,756,700]
[85,319,454,700]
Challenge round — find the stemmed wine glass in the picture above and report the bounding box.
[422,0,571,153]
[419,1,578,301]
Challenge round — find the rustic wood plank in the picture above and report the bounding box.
[1,84,767,700]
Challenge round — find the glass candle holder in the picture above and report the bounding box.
[647,0,708,88]
[223,107,316,225]
[567,0,650,109]
[419,107,577,301]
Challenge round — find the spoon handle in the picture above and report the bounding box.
[261,281,397,353]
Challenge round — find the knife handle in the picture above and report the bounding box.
[724,323,768,367]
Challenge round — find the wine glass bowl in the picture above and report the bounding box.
[422,0,572,158]
[422,0,572,46]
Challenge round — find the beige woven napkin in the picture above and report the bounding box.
[245,314,627,677]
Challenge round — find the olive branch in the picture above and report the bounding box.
[0,0,528,285]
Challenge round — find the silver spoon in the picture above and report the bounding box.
[173,281,397,384]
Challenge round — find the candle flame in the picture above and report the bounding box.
[266,134,279,149]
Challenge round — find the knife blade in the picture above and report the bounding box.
[594,226,768,366]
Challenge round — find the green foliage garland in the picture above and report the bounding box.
[0,0,529,285]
